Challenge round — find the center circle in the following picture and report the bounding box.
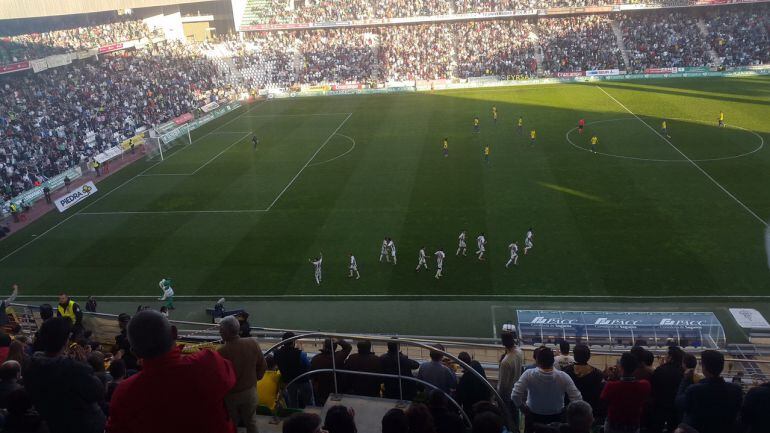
[565,118,764,162]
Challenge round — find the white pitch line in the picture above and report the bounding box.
[308,133,356,167]
[12,294,770,299]
[597,86,768,228]
[266,113,353,211]
[0,101,267,264]
[191,132,251,175]
[78,209,267,216]
[243,113,352,118]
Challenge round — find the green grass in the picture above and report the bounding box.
[2,77,770,299]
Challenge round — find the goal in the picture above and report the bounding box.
[146,126,193,161]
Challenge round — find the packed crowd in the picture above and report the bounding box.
[0,16,159,66]
[620,11,713,72]
[539,15,624,74]
[380,24,454,82]
[298,29,380,85]
[0,41,232,199]
[705,5,770,67]
[454,20,538,79]
[228,34,296,88]
[1,291,768,433]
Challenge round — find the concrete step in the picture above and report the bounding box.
[610,19,631,70]
[697,18,722,66]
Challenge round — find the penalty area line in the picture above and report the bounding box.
[597,86,768,228]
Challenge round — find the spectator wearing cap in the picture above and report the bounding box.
[513,347,582,433]
[380,340,420,401]
[676,350,742,433]
[311,338,352,405]
[417,344,457,395]
[601,353,651,433]
[342,339,382,397]
[275,331,313,408]
[649,346,685,433]
[113,313,138,372]
[24,317,106,433]
[106,310,237,433]
[217,315,266,433]
[562,344,603,420]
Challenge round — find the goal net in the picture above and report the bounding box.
[146,125,193,161]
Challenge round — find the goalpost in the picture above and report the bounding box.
[146,125,193,161]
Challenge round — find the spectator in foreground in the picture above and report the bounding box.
[601,353,650,433]
[676,350,742,433]
[257,355,281,411]
[554,342,574,371]
[649,346,685,433]
[323,405,357,433]
[427,389,464,433]
[217,315,266,433]
[381,340,420,401]
[2,389,47,433]
[382,408,409,433]
[473,410,505,433]
[310,338,352,405]
[534,400,594,433]
[513,348,582,433]
[0,360,22,408]
[562,344,603,420]
[106,310,236,433]
[499,331,524,432]
[456,354,490,418]
[283,413,322,433]
[406,402,436,433]
[630,346,654,382]
[275,331,313,408]
[741,381,770,433]
[24,317,105,433]
[0,333,11,363]
[106,359,126,403]
[417,345,457,395]
[343,339,382,397]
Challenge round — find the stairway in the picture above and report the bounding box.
[610,19,632,70]
[535,45,544,77]
[697,18,722,67]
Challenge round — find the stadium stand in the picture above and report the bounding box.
[0,302,767,432]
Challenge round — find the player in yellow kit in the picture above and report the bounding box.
[473,117,480,133]
[484,145,490,165]
[661,120,671,138]
[517,116,523,135]
[590,135,598,154]
[442,137,449,158]
[492,106,498,124]
[718,111,725,128]
[530,129,536,146]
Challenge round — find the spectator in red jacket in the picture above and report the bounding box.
[601,352,651,433]
[106,310,236,433]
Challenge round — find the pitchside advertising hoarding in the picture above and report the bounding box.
[516,310,726,348]
[54,181,98,213]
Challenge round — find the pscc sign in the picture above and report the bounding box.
[55,181,98,213]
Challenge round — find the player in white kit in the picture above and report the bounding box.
[416,247,428,271]
[456,230,467,256]
[505,242,519,268]
[309,252,323,285]
[434,248,446,279]
[348,253,360,279]
[475,233,487,260]
[387,238,397,265]
[524,228,534,255]
[379,238,390,263]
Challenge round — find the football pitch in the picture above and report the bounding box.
[2,77,770,306]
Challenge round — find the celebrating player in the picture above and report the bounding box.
[524,228,534,255]
[590,135,598,154]
[309,253,323,285]
[379,237,390,263]
[457,230,468,256]
[476,232,487,261]
[348,253,360,280]
[416,247,428,271]
[578,118,585,135]
[434,248,446,279]
[158,278,175,310]
[443,137,449,158]
[505,241,519,268]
